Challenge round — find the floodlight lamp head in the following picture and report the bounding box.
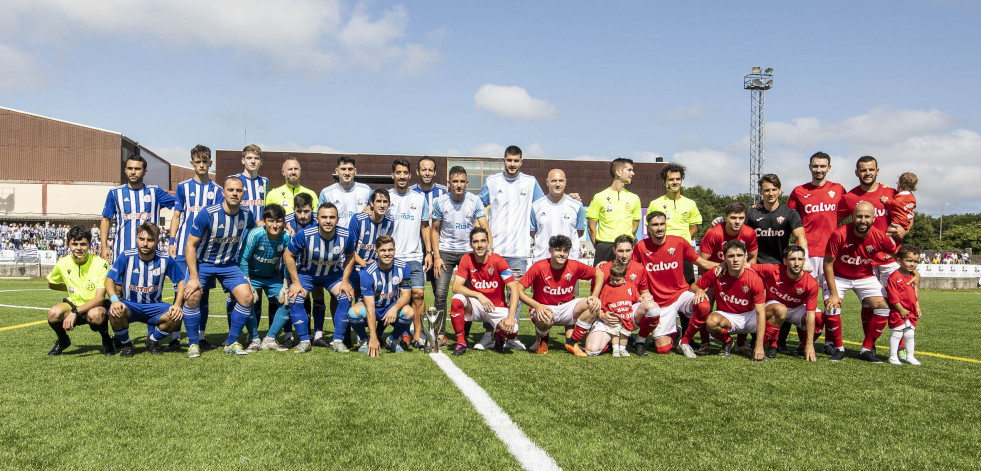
[752,79,763,87]
[752,67,762,74]
[765,79,773,88]
[765,68,773,74]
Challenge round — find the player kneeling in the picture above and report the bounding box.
[105,223,186,357]
[347,235,415,356]
[517,235,603,356]
[752,245,821,361]
[449,227,519,355]
[691,240,769,361]
[45,225,114,355]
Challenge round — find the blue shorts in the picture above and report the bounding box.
[195,263,248,292]
[121,300,169,325]
[295,271,345,295]
[406,260,425,290]
[175,260,215,291]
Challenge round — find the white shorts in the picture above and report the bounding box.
[651,291,694,339]
[531,299,581,327]
[590,303,642,335]
[808,256,827,292]
[875,262,900,296]
[454,294,517,334]
[718,309,758,335]
[766,300,818,330]
[826,276,883,303]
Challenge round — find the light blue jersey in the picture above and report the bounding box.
[238,227,290,280]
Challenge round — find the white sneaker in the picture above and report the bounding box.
[245,338,262,353]
[905,355,921,366]
[260,337,279,351]
[887,355,902,365]
[613,349,621,357]
[505,338,526,351]
[620,349,630,357]
[473,332,494,351]
[679,343,697,359]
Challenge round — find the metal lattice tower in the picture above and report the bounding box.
[744,67,773,201]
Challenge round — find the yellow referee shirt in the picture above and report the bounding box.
[46,254,110,306]
[647,195,702,242]
[265,184,318,214]
[586,187,641,243]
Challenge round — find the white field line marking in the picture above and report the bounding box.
[0,289,50,293]
[429,352,561,471]
[0,304,47,311]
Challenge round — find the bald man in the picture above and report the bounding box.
[531,169,587,262]
[823,201,899,363]
[266,157,318,215]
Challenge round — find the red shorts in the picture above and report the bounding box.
[888,310,919,329]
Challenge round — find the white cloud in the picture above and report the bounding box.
[2,0,439,75]
[524,143,547,158]
[0,44,41,91]
[768,107,957,149]
[474,84,558,121]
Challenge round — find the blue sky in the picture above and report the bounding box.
[2,1,979,215]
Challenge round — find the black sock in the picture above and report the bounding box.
[90,322,111,342]
[464,321,472,337]
[777,322,791,345]
[49,321,70,344]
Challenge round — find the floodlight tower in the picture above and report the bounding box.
[744,67,773,201]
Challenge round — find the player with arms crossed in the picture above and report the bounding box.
[348,235,414,356]
[282,203,357,353]
[105,223,186,357]
[750,245,822,361]
[448,228,519,355]
[45,225,114,356]
[824,201,899,363]
[388,158,432,349]
[181,176,257,358]
[691,240,768,361]
[517,234,603,356]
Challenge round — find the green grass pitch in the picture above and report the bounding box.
[1,279,978,470]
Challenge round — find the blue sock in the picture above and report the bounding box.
[313,299,326,333]
[114,327,130,344]
[146,323,154,337]
[149,326,169,341]
[290,295,310,342]
[199,290,210,335]
[225,294,234,329]
[348,306,368,342]
[183,305,201,345]
[246,306,259,341]
[390,316,412,344]
[332,294,351,342]
[267,303,291,338]
[226,303,251,345]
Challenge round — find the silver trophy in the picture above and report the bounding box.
[421,307,444,353]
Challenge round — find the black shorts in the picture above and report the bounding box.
[593,241,616,267]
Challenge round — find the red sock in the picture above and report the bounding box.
[736,333,748,347]
[813,311,825,339]
[824,314,843,348]
[763,323,781,348]
[494,328,507,342]
[860,306,873,337]
[862,315,889,350]
[682,300,711,345]
[715,328,732,344]
[638,316,659,338]
[450,298,467,345]
[655,343,672,354]
[569,320,590,343]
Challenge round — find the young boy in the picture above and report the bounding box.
[599,262,639,357]
[882,172,917,231]
[886,244,922,366]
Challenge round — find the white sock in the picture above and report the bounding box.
[285,331,293,339]
[889,329,903,359]
[172,332,181,340]
[198,329,205,339]
[904,327,916,358]
[314,330,323,340]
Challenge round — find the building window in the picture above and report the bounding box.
[447,158,505,193]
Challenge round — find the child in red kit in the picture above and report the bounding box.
[599,262,640,357]
[886,245,923,366]
[882,172,917,231]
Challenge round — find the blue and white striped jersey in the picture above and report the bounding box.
[348,212,395,264]
[285,212,316,234]
[410,183,447,222]
[108,249,184,304]
[238,227,290,280]
[318,182,372,229]
[188,204,256,266]
[388,189,429,263]
[431,192,485,253]
[237,173,269,222]
[173,179,223,261]
[479,172,544,258]
[358,259,411,312]
[102,184,175,256]
[287,225,356,277]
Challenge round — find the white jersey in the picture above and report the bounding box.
[530,195,587,262]
[479,172,544,257]
[432,192,485,253]
[388,189,429,263]
[318,182,372,229]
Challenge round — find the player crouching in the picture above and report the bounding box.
[105,223,186,357]
[45,225,114,356]
[449,227,519,355]
[751,245,822,361]
[691,240,769,361]
[517,235,603,356]
[347,235,415,356]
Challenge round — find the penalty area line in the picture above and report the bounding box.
[429,352,561,471]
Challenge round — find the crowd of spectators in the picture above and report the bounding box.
[1,222,103,257]
[922,251,971,264]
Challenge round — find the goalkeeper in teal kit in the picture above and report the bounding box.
[236,203,293,352]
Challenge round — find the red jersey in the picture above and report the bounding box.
[787,181,845,258]
[752,263,819,310]
[519,258,595,306]
[886,191,916,231]
[699,224,758,263]
[594,259,648,293]
[695,267,765,313]
[886,270,919,316]
[631,235,700,306]
[599,280,639,331]
[825,224,898,280]
[455,252,515,308]
[839,184,897,265]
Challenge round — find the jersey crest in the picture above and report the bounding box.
[828,190,836,198]
[565,273,572,281]
[742,285,749,293]
[668,247,676,256]
[487,267,495,276]
[776,216,785,224]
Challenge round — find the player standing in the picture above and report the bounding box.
[237,144,269,223]
[700,202,759,264]
[586,158,641,266]
[105,223,185,356]
[45,226,114,356]
[388,158,432,349]
[318,155,372,229]
[348,235,414,356]
[100,155,175,261]
[530,169,587,263]
[647,163,702,283]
